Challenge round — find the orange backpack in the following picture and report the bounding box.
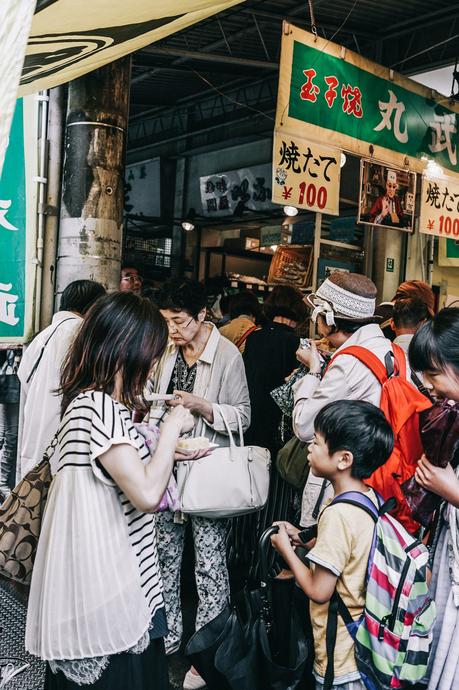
[329,343,432,534]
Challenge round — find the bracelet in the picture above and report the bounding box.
[307,371,321,379]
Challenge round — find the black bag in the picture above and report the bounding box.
[0,375,20,405]
[0,350,21,404]
[186,527,310,690]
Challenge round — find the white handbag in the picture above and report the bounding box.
[176,407,271,519]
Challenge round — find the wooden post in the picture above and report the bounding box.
[309,211,322,337]
[55,56,131,297]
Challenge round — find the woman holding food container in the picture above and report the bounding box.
[26,292,197,690]
[152,278,251,690]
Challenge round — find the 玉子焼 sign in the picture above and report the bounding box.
[276,23,459,176]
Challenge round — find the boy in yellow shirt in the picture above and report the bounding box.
[271,399,393,690]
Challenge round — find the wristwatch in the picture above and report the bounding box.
[307,371,321,379]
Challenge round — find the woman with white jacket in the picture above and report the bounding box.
[153,278,251,690]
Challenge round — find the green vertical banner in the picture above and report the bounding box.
[0,96,38,343]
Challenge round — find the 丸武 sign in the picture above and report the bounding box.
[0,97,38,343]
[276,23,459,176]
[419,175,459,239]
[272,130,340,215]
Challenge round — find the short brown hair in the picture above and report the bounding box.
[60,292,168,415]
[263,285,308,323]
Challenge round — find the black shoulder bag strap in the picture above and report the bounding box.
[26,317,78,384]
[311,479,330,521]
[410,369,434,402]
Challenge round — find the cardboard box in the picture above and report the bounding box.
[223,237,260,251]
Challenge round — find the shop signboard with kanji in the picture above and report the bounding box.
[272,130,340,215]
[0,97,38,343]
[200,164,274,218]
[419,175,459,239]
[276,23,459,176]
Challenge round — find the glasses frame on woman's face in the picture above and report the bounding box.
[165,315,195,334]
[159,309,206,344]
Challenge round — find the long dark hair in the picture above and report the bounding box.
[60,292,168,414]
[409,307,459,375]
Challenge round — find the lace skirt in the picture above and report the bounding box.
[44,637,168,690]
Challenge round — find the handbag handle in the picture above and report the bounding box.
[259,525,279,587]
[214,404,245,447]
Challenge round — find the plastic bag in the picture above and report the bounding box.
[402,399,459,527]
[134,422,180,512]
[270,366,308,417]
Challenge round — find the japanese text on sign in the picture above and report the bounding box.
[200,164,274,217]
[275,25,459,176]
[419,175,459,238]
[272,130,340,216]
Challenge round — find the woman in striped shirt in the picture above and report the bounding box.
[26,292,195,690]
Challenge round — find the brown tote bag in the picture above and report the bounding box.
[0,456,53,586]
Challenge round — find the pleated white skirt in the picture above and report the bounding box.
[26,469,152,660]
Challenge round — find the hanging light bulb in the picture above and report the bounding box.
[181,221,195,232]
[283,205,298,217]
[340,152,347,167]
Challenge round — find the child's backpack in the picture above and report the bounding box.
[328,343,432,534]
[323,490,435,690]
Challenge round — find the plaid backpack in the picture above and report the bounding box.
[324,491,435,690]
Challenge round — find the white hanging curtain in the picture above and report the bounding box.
[18,0,245,96]
[0,0,36,177]
[0,0,245,177]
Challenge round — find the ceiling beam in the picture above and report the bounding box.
[140,46,278,70]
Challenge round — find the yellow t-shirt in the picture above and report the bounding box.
[307,488,378,683]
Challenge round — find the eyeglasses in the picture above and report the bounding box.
[164,315,195,333]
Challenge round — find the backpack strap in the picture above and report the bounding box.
[234,325,259,350]
[324,591,357,690]
[329,343,410,385]
[328,345,389,385]
[392,342,407,378]
[330,490,380,522]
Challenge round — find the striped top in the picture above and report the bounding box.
[26,391,165,661]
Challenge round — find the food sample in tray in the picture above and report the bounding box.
[176,436,211,451]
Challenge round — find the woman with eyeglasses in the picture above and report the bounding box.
[152,278,251,690]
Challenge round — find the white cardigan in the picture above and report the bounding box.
[151,323,251,446]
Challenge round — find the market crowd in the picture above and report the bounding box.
[0,267,458,690]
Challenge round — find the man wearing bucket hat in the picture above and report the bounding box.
[292,271,406,526]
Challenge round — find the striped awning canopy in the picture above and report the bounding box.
[19,0,245,96]
[0,0,244,175]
